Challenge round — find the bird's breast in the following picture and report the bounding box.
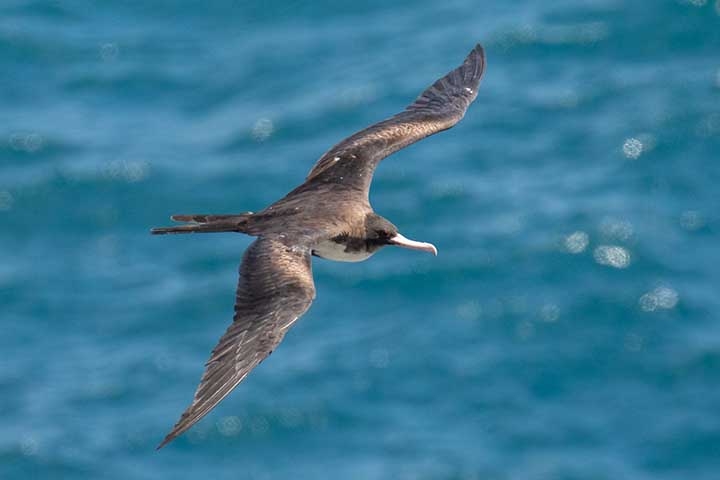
[312,238,373,262]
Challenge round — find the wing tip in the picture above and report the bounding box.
[471,42,485,58]
[156,422,186,450]
[465,43,486,83]
[156,435,173,450]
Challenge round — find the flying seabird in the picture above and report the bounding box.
[152,43,486,448]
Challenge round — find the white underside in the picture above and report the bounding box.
[312,239,372,262]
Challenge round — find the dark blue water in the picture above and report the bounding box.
[2,1,719,478]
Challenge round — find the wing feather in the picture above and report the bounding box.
[303,44,485,197]
[157,236,315,448]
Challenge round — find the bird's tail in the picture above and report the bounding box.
[151,213,253,235]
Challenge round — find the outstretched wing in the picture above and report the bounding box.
[303,43,485,199]
[158,236,316,448]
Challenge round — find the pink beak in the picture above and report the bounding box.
[389,233,438,256]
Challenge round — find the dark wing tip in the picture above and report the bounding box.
[156,406,200,449]
[466,43,486,84]
[452,42,486,96]
[469,43,485,65]
[156,434,173,450]
[405,42,486,117]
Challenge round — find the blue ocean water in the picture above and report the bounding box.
[2,0,720,478]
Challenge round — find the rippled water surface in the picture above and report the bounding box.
[2,1,720,479]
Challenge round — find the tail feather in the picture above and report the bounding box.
[170,213,251,223]
[151,213,252,235]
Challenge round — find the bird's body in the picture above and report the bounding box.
[152,44,486,448]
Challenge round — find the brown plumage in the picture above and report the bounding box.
[152,43,486,448]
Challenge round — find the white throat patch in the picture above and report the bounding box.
[312,239,373,262]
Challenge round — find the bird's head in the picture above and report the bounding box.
[365,213,438,256]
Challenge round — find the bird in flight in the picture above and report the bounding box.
[152,43,486,448]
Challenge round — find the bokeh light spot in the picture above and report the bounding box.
[680,210,704,231]
[8,132,44,153]
[20,436,38,456]
[622,137,643,159]
[539,303,560,322]
[600,217,634,242]
[100,42,119,61]
[251,118,274,142]
[217,416,243,436]
[250,416,269,436]
[103,160,150,182]
[564,231,589,254]
[639,285,679,312]
[593,245,631,269]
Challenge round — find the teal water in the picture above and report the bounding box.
[2,1,720,478]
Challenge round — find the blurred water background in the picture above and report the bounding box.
[2,1,720,478]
